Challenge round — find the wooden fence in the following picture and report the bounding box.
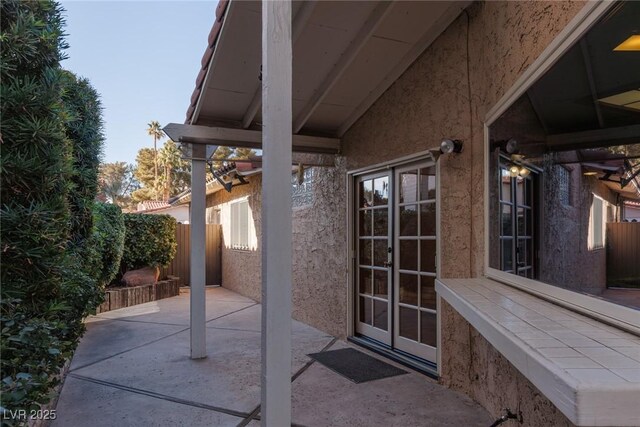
[606,222,640,286]
[161,224,222,286]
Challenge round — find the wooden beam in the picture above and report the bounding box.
[261,1,292,426]
[241,0,317,129]
[546,124,640,150]
[292,1,393,134]
[164,122,340,154]
[337,1,472,137]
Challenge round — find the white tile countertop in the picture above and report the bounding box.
[436,277,640,426]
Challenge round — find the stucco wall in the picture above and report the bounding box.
[538,168,615,294]
[440,300,575,426]
[206,163,348,338]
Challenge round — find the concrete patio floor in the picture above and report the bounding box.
[53,287,492,426]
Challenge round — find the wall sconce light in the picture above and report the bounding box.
[440,139,464,154]
[508,164,531,178]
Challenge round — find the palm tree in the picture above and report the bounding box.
[146,121,164,200]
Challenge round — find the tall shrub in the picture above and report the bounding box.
[93,203,126,286]
[0,0,106,417]
[121,214,177,271]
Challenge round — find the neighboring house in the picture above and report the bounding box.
[169,1,640,426]
[135,200,191,224]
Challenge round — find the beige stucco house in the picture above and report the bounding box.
[165,1,640,425]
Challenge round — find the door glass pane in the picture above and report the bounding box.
[373,270,388,298]
[359,296,372,324]
[420,202,436,236]
[399,205,418,235]
[420,276,436,309]
[373,240,388,267]
[359,239,371,265]
[500,169,511,202]
[502,239,513,271]
[359,268,372,294]
[399,170,418,203]
[399,240,418,271]
[399,306,418,341]
[419,167,436,201]
[517,207,526,236]
[420,311,437,346]
[501,204,512,236]
[373,177,389,206]
[360,180,373,208]
[373,300,388,331]
[420,240,436,273]
[373,209,388,236]
[399,273,418,305]
[359,210,372,236]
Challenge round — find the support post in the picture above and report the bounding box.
[190,143,207,359]
[261,1,292,426]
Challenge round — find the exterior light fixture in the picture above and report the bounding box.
[505,138,519,154]
[519,167,531,177]
[614,35,640,51]
[509,165,520,177]
[440,139,463,154]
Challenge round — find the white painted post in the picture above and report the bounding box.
[190,143,207,359]
[261,1,292,426]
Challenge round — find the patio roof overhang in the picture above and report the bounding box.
[165,0,471,154]
[172,2,471,425]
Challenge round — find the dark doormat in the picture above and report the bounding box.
[308,348,408,383]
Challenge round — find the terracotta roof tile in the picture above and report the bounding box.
[186,1,230,124]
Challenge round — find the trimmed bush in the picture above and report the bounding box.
[121,214,177,271]
[93,203,126,286]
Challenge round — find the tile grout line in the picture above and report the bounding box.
[68,373,249,419]
[71,303,259,372]
[236,337,338,427]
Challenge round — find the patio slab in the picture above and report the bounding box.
[53,376,242,427]
[55,287,492,426]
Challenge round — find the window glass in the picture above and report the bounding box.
[488,1,640,310]
[230,199,249,250]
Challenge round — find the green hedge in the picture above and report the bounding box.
[121,214,177,271]
[93,203,125,286]
[0,0,107,419]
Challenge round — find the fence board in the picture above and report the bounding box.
[161,224,221,286]
[606,222,640,285]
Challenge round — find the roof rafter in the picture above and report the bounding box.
[292,1,393,134]
[241,0,318,129]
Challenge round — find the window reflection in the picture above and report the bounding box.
[488,1,640,310]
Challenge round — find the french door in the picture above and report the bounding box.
[354,161,438,363]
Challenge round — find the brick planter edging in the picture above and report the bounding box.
[96,276,180,314]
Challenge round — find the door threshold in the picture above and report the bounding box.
[347,336,438,380]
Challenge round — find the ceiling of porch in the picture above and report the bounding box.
[186,0,470,139]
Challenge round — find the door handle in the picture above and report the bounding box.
[383,261,393,268]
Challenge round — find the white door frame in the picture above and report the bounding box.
[346,151,440,364]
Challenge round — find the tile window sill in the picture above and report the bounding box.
[436,277,640,426]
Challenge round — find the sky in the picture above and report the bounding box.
[60,1,218,164]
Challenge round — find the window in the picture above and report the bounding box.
[589,195,604,250]
[230,199,249,250]
[292,167,315,208]
[486,0,640,319]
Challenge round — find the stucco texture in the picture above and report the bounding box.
[206,162,348,338]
